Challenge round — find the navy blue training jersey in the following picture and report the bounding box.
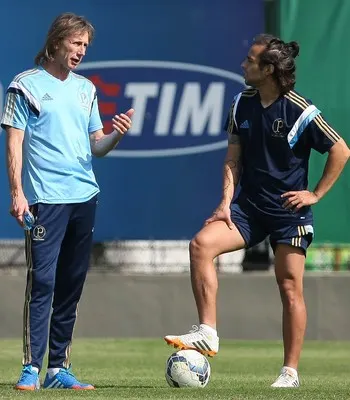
[224,88,340,222]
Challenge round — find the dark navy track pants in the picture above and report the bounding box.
[23,195,97,370]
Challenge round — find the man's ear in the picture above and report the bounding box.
[264,64,275,76]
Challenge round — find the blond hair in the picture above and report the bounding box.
[34,12,95,65]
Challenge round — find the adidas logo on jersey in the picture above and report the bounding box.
[42,93,53,101]
[240,120,249,129]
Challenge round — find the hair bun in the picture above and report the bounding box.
[286,41,299,58]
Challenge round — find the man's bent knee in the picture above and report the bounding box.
[189,221,245,262]
[189,233,214,261]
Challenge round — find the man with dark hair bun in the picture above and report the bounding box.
[164,33,349,388]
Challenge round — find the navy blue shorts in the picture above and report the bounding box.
[230,196,314,254]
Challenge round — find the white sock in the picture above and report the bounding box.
[47,368,61,378]
[283,366,298,377]
[200,323,218,337]
[31,366,39,374]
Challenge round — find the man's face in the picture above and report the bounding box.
[54,31,89,70]
[241,44,268,87]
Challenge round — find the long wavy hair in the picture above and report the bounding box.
[34,13,95,66]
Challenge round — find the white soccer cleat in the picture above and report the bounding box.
[271,367,300,388]
[164,325,219,357]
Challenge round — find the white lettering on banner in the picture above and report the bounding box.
[125,82,225,137]
[77,60,246,157]
[173,82,224,136]
[155,83,176,136]
[125,83,159,135]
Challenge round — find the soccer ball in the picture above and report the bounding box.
[165,349,211,388]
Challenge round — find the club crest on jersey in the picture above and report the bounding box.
[78,90,89,110]
[32,225,46,241]
[271,118,286,137]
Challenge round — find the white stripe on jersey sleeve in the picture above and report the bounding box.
[287,105,320,147]
[9,81,41,114]
[232,92,242,131]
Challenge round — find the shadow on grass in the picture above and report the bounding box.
[0,383,14,388]
[95,384,167,389]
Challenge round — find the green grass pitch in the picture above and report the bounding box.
[0,339,349,399]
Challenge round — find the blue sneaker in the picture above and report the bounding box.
[15,365,40,391]
[43,367,94,390]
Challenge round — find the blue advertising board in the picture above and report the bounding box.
[0,0,264,240]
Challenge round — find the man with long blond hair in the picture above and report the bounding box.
[1,13,134,390]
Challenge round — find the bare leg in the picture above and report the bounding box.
[274,244,307,370]
[189,221,245,329]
